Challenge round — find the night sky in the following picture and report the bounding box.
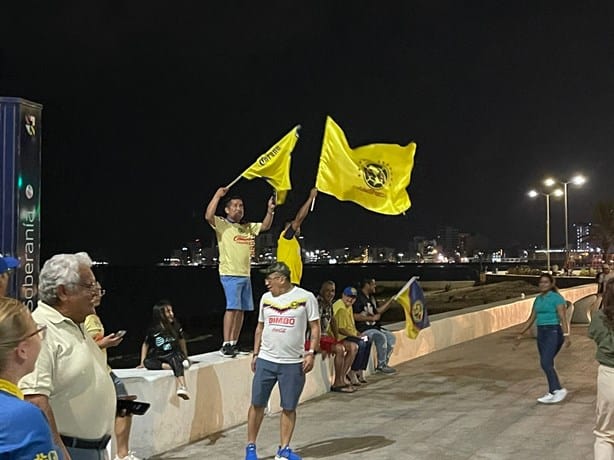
[2,2,614,264]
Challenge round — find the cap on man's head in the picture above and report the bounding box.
[343,287,358,297]
[260,262,291,279]
[0,255,19,274]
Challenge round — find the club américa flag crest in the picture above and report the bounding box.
[395,277,430,339]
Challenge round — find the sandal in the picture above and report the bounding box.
[331,385,356,393]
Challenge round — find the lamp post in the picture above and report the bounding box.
[529,188,563,273]
[544,175,586,272]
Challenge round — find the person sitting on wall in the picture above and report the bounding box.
[333,287,372,387]
[313,280,356,393]
[138,300,190,400]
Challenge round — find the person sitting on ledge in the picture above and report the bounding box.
[353,278,397,374]
[314,280,356,393]
[138,300,190,400]
[333,287,372,387]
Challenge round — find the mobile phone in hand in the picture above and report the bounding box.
[114,330,127,338]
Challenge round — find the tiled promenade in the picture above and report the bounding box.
[154,324,597,459]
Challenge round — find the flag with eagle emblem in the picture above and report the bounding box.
[395,277,430,339]
[315,116,416,215]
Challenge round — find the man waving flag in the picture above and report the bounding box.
[239,125,300,204]
[316,116,416,215]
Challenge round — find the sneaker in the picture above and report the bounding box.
[232,344,251,356]
[275,445,301,460]
[182,359,191,369]
[550,388,568,403]
[376,365,397,374]
[245,442,258,460]
[176,386,190,400]
[114,452,142,460]
[219,343,237,358]
[536,392,555,404]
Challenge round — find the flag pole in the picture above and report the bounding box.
[393,276,419,300]
[225,174,243,189]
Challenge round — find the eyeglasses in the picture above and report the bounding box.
[0,324,47,346]
[73,281,104,295]
[23,324,47,341]
[265,275,283,282]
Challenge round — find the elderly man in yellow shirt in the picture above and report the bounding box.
[332,287,372,388]
[19,252,116,460]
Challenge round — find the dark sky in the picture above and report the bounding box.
[2,2,614,263]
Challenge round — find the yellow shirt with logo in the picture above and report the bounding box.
[276,228,302,285]
[332,299,359,340]
[212,216,262,276]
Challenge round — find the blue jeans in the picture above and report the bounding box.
[66,446,107,459]
[536,325,564,393]
[363,328,396,367]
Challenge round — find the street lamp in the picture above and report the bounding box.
[543,175,586,271]
[528,188,563,273]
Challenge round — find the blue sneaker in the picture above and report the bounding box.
[245,443,258,460]
[275,445,302,460]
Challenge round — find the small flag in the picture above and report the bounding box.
[240,126,300,204]
[396,278,430,339]
[315,116,416,215]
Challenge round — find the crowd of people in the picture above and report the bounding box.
[2,190,614,460]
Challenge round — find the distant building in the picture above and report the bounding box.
[573,222,591,251]
[436,225,459,255]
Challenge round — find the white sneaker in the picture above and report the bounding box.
[550,388,568,403]
[177,386,190,400]
[537,392,555,404]
[114,453,142,460]
[182,359,190,369]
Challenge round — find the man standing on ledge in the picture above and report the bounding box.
[276,188,318,285]
[205,187,276,358]
[246,262,320,460]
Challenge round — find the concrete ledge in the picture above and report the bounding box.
[113,283,596,458]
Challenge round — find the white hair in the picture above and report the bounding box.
[39,252,93,306]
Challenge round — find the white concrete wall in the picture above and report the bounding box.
[113,284,596,458]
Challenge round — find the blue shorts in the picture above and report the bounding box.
[251,358,305,410]
[220,276,254,311]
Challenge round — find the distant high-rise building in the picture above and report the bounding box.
[573,222,591,251]
[436,225,459,255]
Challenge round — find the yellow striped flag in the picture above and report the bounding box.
[240,126,300,204]
[315,116,416,215]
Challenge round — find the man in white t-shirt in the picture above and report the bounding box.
[245,262,320,460]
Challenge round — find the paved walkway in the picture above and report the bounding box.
[154,324,598,459]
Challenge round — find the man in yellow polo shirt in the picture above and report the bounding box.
[276,188,318,285]
[205,186,276,357]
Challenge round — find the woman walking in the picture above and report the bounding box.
[516,274,570,404]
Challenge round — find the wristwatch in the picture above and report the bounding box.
[306,349,318,356]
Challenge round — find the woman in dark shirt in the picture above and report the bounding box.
[589,278,614,459]
[138,300,190,400]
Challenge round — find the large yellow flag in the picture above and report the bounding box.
[240,126,299,204]
[316,116,416,215]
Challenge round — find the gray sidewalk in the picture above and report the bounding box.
[154,324,598,459]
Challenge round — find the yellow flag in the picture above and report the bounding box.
[316,116,416,215]
[240,126,299,204]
